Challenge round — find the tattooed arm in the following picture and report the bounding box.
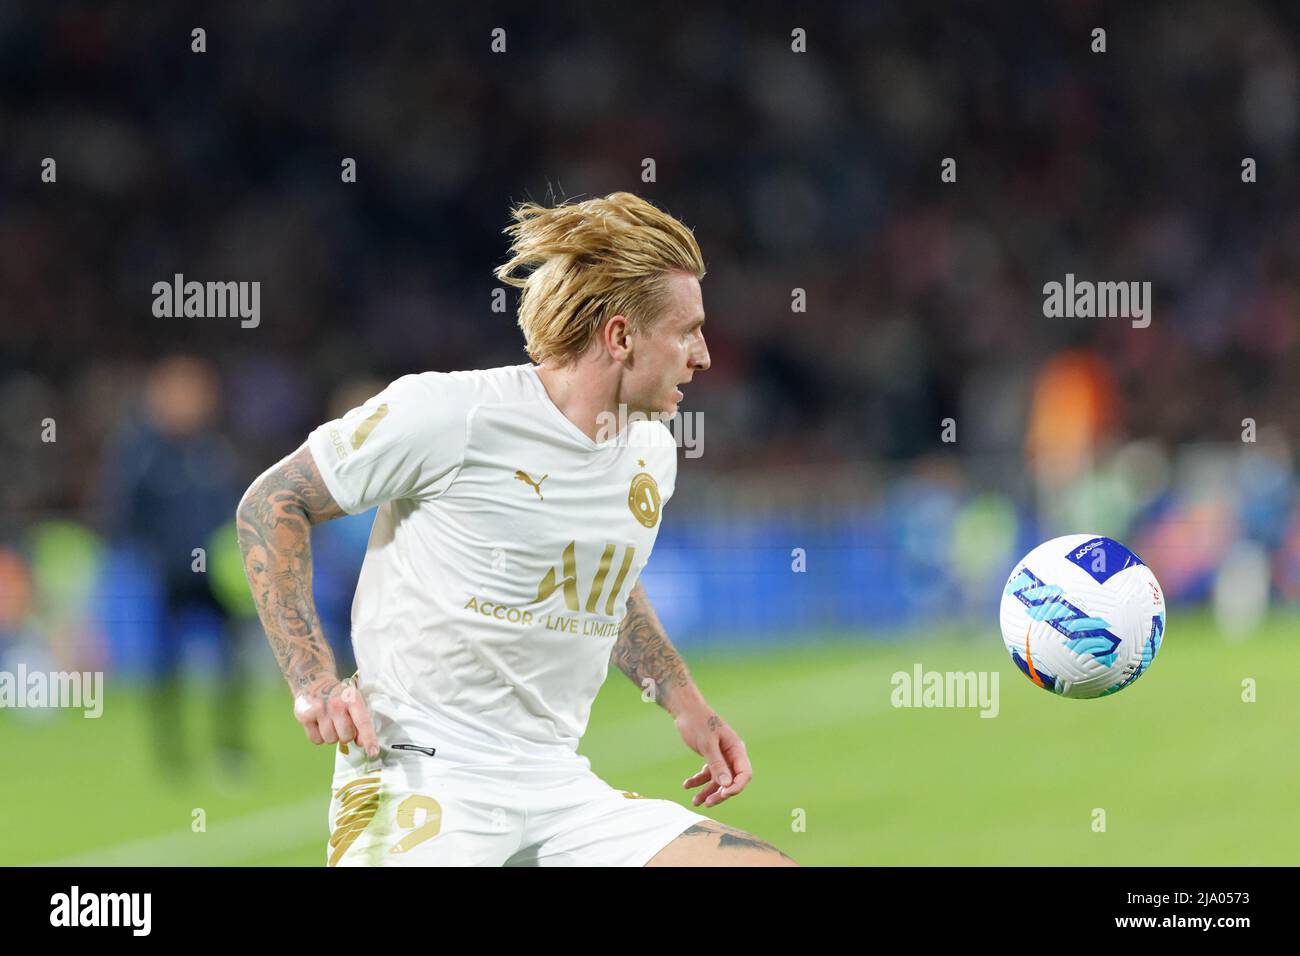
[236,442,377,755]
[612,580,705,716]
[614,580,754,809]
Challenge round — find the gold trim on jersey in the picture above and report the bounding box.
[350,403,389,450]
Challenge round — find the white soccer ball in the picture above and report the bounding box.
[999,534,1166,699]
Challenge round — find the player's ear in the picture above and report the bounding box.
[605,315,632,361]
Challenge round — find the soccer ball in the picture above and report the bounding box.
[999,534,1166,699]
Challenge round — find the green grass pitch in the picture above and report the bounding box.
[5,611,1297,865]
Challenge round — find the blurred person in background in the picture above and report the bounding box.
[101,355,248,780]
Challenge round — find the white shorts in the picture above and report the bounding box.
[325,729,711,867]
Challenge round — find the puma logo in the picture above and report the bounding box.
[514,470,548,500]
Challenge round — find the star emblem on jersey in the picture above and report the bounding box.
[628,469,661,528]
[514,470,548,500]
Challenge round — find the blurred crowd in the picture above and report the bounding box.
[1,1,1299,718]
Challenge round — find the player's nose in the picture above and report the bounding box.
[691,332,711,372]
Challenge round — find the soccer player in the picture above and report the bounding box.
[236,192,796,866]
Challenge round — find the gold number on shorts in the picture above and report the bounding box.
[389,794,442,855]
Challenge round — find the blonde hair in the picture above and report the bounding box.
[494,192,705,365]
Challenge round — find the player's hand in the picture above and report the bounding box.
[292,675,380,757]
[674,706,752,809]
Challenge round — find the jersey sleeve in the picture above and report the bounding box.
[306,373,471,515]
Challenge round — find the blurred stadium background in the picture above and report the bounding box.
[2,3,1298,865]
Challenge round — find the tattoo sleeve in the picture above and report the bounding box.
[236,442,346,695]
[613,581,700,714]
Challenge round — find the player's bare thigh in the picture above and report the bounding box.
[644,821,799,867]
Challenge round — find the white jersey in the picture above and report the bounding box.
[307,363,677,766]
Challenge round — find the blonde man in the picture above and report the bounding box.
[237,192,796,866]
